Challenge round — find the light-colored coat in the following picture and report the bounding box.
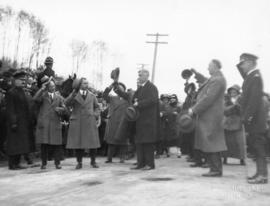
[35,92,65,145]
[66,91,100,149]
[192,70,227,153]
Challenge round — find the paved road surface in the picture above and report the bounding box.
[0,155,269,206]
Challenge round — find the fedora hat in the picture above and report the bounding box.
[177,113,195,133]
[125,106,140,121]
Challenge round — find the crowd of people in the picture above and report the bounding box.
[0,53,270,185]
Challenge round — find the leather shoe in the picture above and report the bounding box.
[40,165,46,170]
[202,171,222,177]
[91,163,99,168]
[130,166,143,170]
[55,164,62,169]
[190,163,202,168]
[248,176,268,184]
[105,160,113,163]
[201,163,210,168]
[75,163,82,169]
[247,173,258,180]
[141,165,155,171]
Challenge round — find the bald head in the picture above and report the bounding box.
[138,69,150,84]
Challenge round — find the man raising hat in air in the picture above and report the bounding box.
[188,59,227,177]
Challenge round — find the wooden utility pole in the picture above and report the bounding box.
[146,33,168,83]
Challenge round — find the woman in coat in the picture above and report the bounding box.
[103,82,130,163]
[65,78,100,169]
[223,85,246,165]
[34,80,66,169]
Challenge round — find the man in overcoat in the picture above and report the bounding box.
[103,82,130,163]
[237,53,268,184]
[131,69,159,170]
[66,78,100,169]
[188,60,227,177]
[34,80,66,169]
[6,71,35,170]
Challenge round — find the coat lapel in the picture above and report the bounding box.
[75,93,85,105]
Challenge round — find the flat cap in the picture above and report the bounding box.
[240,53,258,62]
[13,70,27,79]
[44,56,54,64]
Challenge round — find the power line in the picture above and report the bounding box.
[146,33,168,83]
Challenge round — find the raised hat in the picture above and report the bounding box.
[125,106,140,121]
[177,113,195,133]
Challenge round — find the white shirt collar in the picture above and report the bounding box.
[80,90,87,95]
[141,80,148,87]
[48,92,54,97]
[247,68,258,76]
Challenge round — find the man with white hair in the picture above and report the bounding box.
[131,69,159,170]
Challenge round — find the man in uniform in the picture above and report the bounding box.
[6,71,35,170]
[237,53,268,184]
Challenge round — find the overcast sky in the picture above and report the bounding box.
[1,0,270,99]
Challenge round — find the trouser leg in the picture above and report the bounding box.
[119,145,127,161]
[252,133,268,177]
[76,149,84,163]
[89,149,97,164]
[207,152,222,173]
[193,150,203,164]
[144,143,155,168]
[136,144,145,168]
[107,144,115,161]
[53,145,62,165]
[41,144,48,166]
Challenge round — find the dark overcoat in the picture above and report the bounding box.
[133,81,159,144]
[103,87,130,145]
[35,92,65,145]
[66,91,100,149]
[239,70,267,134]
[6,87,35,155]
[192,70,227,153]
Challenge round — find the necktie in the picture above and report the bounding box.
[50,94,53,102]
[82,91,86,100]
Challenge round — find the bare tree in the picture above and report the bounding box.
[14,10,29,64]
[0,6,14,59]
[90,40,108,89]
[70,39,88,74]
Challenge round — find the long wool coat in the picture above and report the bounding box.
[66,91,100,149]
[6,87,35,155]
[133,81,159,144]
[239,70,267,134]
[192,70,227,153]
[35,92,65,145]
[103,87,130,145]
[223,96,246,159]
